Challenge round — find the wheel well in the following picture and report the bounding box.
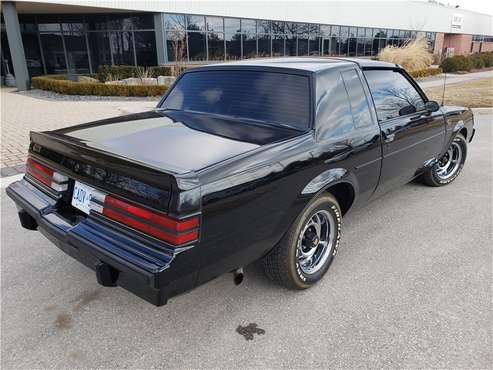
[325,182,355,216]
[459,127,468,139]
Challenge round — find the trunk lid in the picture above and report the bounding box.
[29,110,301,213]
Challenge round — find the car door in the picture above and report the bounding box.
[362,68,445,196]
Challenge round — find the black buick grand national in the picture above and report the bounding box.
[7,58,475,306]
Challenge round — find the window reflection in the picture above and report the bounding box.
[364,69,425,121]
[135,31,157,66]
[110,31,134,65]
[166,30,187,62]
[16,11,436,70]
[316,70,354,139]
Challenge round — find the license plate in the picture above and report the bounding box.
[71,181,105,215]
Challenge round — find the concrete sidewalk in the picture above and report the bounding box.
[417,69,493,89]
[0,88,157,175]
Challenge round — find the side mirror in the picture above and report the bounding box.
[425,101,440,112]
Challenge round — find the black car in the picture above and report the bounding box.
[7,58,474,306]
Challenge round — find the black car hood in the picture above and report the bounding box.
[52,110,301,173]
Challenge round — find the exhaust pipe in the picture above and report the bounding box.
[233,268,244,285]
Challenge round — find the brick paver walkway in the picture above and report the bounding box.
[0,88,158,175]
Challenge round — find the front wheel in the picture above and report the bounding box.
[261,194,342,289]
[422,133,467,187]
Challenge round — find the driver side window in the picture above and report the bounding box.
[363,69,425,121]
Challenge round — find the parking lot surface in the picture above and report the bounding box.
[1,112,491,369]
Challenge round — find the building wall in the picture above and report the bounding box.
[14,0,493,36]
[443,34,473,55]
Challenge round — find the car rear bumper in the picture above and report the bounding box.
[6,179,196,306]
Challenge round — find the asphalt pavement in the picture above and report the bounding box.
[1,111,491,369]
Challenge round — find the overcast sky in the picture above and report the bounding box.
[418,0,493,15]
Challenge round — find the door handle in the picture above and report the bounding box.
[384,133,395,143]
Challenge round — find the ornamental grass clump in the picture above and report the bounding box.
[378,38,433,72]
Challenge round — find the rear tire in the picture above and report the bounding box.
[261,194,342,289]
[422,133,467,187]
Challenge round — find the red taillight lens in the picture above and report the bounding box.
[26,157,68,191]
[102,195,199,246]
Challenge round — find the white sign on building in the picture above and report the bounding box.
[451,13,464,30]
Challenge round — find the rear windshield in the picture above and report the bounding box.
[160,70,310,130]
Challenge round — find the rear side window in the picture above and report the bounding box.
[315,69,354,139]
[161,70,310,130]
[341,69,374,128]
[363,69,425,121]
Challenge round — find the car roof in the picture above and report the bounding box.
[200,57,398,73]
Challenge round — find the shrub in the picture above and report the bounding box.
[96,65,174,82]
[440,55,473,72]
[148,66,172,77]
[478,52,493,67]
[96,65,141,82]
[378,38,433,71]
[469,55,485,69]
[32,75,167,97]
[409,67,443,78]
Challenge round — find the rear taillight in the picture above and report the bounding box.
[26,157,68,192]
[96,195,199,247]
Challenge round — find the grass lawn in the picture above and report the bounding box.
[423,77,493,108]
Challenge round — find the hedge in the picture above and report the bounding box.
[96,65,172,82]
[440,52,493,73]
[409,67,443,78]
[32,75,168,97]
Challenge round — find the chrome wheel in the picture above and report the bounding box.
[436,141,463,180]
[297,210,335,275]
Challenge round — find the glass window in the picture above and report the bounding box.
[206,17,223,32]
[224,18,240,33]
[272,21,285,34]
[19,18,43,76]
[348,36,357,56]
[285,23,297,56]
[241,19,256,34]
[242,33,257,58]
[165,14,186,31]
[272,34,285,56]
[86,15,108,30]
[187,31,206,61]
[320,25,331,38]
[208,32,224,60]
[258,20,271,34]
[363,69,425,121]
[225,32,241,60]
[63,24,90,72]
[258,33,271,57]
[316,70,354,138]
[309,26,320,56]
[110,31,135,65]
[88,31,111,71]
[338,26,349,55]
[40,30,66,73]
[341,70,373,128]
[297,24,309,56]
[132,14,154,30]
[166,30,187,62]
[38,16,60,32]
[107,14,138,30]
[134,31,157,66]
[186,15,205,31]
[356,38,365,56]
[162,70,311,130]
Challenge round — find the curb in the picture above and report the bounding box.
[1,164,25,178]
